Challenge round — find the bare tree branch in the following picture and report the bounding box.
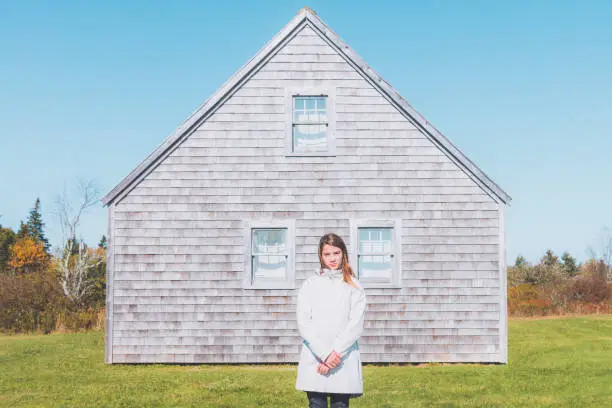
[54,179,102,304]
[587,226,612,281]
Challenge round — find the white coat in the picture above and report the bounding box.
[295,267,367,396]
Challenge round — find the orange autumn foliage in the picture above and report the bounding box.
[8,237,49,274]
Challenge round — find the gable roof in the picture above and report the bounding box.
[102,7,511,206]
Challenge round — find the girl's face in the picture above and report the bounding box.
[321,244,343,270]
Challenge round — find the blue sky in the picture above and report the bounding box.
[1,0,610,264]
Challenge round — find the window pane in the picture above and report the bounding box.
[294,124,327,151]
[252,229,286,254]
[312,109,327,123]
[294,97,306,110]
[316,97,326,111]
[294,108,305,122]
[253,255,287,279]
[313,97,326,122]
[359,228,392,253]
[293,96,327,123]
[305,98,315,111]
[293,97,306,122]
[359,255,392,280]
[382,229,391,241]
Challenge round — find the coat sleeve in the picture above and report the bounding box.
[296,279,334,361]
[332,285,366,357]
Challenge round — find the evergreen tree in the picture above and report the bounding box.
[514,255,527,268]
[85,242,107,308]
[17,198,50,254]
[16,221,27,238]
[98,235,107,250]
[561,251,579,278]
[0,225,17,273]
[541,249,559,266]
[529,249,563,285]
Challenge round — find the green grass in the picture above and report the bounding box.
[1,315,611,407]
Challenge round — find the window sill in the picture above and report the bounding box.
[359,281,402,289]
[286,152,337,157]
[243,281,296,290]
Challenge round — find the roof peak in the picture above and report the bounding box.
[299,6,317,15]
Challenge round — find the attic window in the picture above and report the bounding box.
[292,95,328,152]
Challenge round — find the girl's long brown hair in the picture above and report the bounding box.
[318,233,357,287]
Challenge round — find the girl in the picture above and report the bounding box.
[295,233,367,408]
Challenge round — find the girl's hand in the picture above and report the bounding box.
[317,362,330,375]
[324,350,342,368]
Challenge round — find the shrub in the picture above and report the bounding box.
[55,308,105,333]
[563,275,611,303]
[0,270,105,333]
[0,270,66,333]
[508,284,555,316]
[580,259,610,282]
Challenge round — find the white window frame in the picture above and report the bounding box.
[350,219,402,288]
[243,219,296,289]
[285,86,336,157]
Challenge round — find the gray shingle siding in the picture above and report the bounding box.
[106,20,508,364]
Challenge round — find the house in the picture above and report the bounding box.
[102,7,511,364]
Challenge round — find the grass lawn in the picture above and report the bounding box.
[1,315,611,407]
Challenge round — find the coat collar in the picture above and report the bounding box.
[317,267,343,280]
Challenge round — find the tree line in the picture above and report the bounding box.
[2,192,611,331]
[507,243,612,316]
[1,182,106,332]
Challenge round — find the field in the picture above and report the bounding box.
[1,315,611,407]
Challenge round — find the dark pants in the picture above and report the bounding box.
[306,391,350,408]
